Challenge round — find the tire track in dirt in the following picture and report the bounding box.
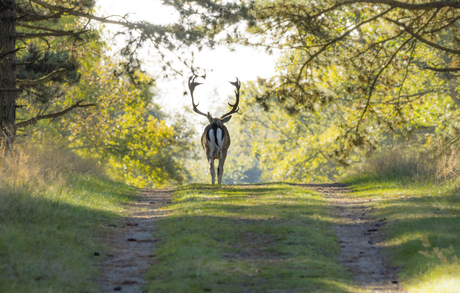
[296,183,405,293]
[99,189,171,293]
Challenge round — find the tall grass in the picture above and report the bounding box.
[435,149,460,182]
[349,144,460,183]
[0,141,137,293]
[0,142,97,193]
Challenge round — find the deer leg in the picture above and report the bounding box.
[209,158,216,185]
[207,147,216,185]
[217,150,227,185]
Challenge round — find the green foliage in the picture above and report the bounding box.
[200,81,342,184]
[15,14,195,187]
[145,184,356,292]
[162,0,460,164]
[38,53,195,187]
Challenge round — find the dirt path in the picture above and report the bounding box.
[99,189,171,293]
[297,183,405,293]
[98,184,405,292]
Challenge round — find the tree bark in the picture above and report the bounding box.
[0,0,17,145]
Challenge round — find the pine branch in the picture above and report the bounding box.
[28,0,169,34]
[16,68,67,87]
[313,0,460,19]
[0,47,22,61]
[19,11,64,22]
[16,100,96,128]
[0,88,22,92]
[17,23,83,34]
[16,30,88,39]
[29,0,135,27]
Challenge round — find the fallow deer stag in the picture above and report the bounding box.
[188,76,241,185]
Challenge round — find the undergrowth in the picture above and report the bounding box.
[0,142,137,293]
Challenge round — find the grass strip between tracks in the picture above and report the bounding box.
[145,183,358,292]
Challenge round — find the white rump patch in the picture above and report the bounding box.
[208,129,216,157]
[216,128,223,148]
[208,129,215,142]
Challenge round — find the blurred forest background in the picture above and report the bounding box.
[2,0,460,186]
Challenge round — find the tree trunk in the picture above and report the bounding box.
[0,0,17,145]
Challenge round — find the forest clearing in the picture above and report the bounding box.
[2,0,460,292]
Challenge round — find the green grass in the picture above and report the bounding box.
[145,184,358,293]
[0,169,138,292]
[5,143,458,292]
[344,174,460,292]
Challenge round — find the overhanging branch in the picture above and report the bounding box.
[17,68,67,87]
[17,23,85,34]
[313,0,460,19]
[385,18,460,55]
[354,10,441,132]
[16,30,88,39]
[16,100,96,128]
[424,66,460,72]
[30,0,136,28]
[0,88,22,92]
[0,47,22,60]
[296,8,393,85]
[19,11,64,22]
[371,90,435,104]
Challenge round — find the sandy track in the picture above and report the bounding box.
[99,189,171,293]
[99,185,405,292]
[297,183,405,293]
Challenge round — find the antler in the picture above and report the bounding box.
[221,77,241,118]
[188,76,208,118]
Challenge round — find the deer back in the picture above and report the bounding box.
[201,122,231,152]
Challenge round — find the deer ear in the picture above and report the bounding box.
[207,112,213,123]
[221,116,232,123]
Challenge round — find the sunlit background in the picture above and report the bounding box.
[97,0,276,117]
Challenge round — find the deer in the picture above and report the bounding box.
[188,76,241,185]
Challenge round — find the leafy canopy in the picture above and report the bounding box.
[162,0,460,161]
